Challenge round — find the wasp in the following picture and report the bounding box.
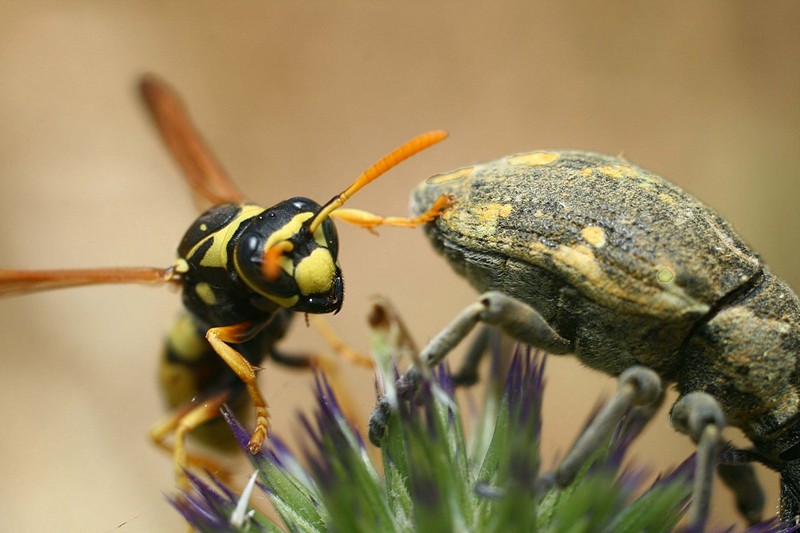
[370,149,800,529]
[0,75,449,481]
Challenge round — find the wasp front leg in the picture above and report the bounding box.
[205,322,271,454]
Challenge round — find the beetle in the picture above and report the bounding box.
[369,149,800,528]
[0,75,449,482]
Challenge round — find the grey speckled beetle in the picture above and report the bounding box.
[370,150,800,529]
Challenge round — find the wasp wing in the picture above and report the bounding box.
[139,74,245,206]
[0,267,175,297]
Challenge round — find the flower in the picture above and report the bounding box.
[171,314,797,533]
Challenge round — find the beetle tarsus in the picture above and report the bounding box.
[368,397,392,446]
[717,462,764,525]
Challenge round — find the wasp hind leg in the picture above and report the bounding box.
[206,323,270,454]
[149,389,232,486]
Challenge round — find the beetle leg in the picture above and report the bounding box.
[148,389,231,486]
[397,291,571,397]
[717,461,764,525]
[669,392,726,532]
[451,325,493,386]
[369,292,572,444]
[535,366,662,491]
[425,291,571,365]
[206,323,270,454]
[308,314,375,368]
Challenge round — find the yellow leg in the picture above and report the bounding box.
[328,193,451,229]
[206,323,270,454]
[149,389,231,486]
[308,315,374,369]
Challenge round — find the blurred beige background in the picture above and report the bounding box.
[0,2,798,532]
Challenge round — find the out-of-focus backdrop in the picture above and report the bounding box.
[0,3,798,531]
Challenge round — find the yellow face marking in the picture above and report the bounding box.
[264,293,300,308]
[189,204,265,269]
[265,212,314,250]
[581,226,606,248]
[427,166,475,185]
[294,248,336,296]
[508,152,559,167]
[312,225,328,248]
[195,282,217,305]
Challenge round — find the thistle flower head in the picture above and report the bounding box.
[172,322,797,533]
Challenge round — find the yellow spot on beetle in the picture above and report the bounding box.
[295,248,335,296]
[199,223,208,232]
[195,282,217,305]
[581,226,606,248]
[579,168,594,177]
[657,267,675,283]
[461,203,513,237]
[477,203,513,222]
[598,164,637,179]
[657,193,675,205]
[427,166,475,185]
[508,152,559,167]
[553,244,604,285]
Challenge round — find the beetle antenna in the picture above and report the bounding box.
[307,130,448,234]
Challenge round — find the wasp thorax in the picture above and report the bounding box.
[234,197,343,313]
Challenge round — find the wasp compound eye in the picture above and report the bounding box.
[234,197,343,313]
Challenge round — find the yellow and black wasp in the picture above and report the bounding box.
[0,75,448,481]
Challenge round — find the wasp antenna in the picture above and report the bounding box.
[261,240,294,281]
[308,130,448,233]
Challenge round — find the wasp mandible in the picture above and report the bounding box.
[0,75,449,481]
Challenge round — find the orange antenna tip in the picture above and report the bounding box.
[262,241,294,281]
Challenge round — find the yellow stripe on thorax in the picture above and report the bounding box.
[185,204,265,269]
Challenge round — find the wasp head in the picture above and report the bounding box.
[235,197,343,314]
